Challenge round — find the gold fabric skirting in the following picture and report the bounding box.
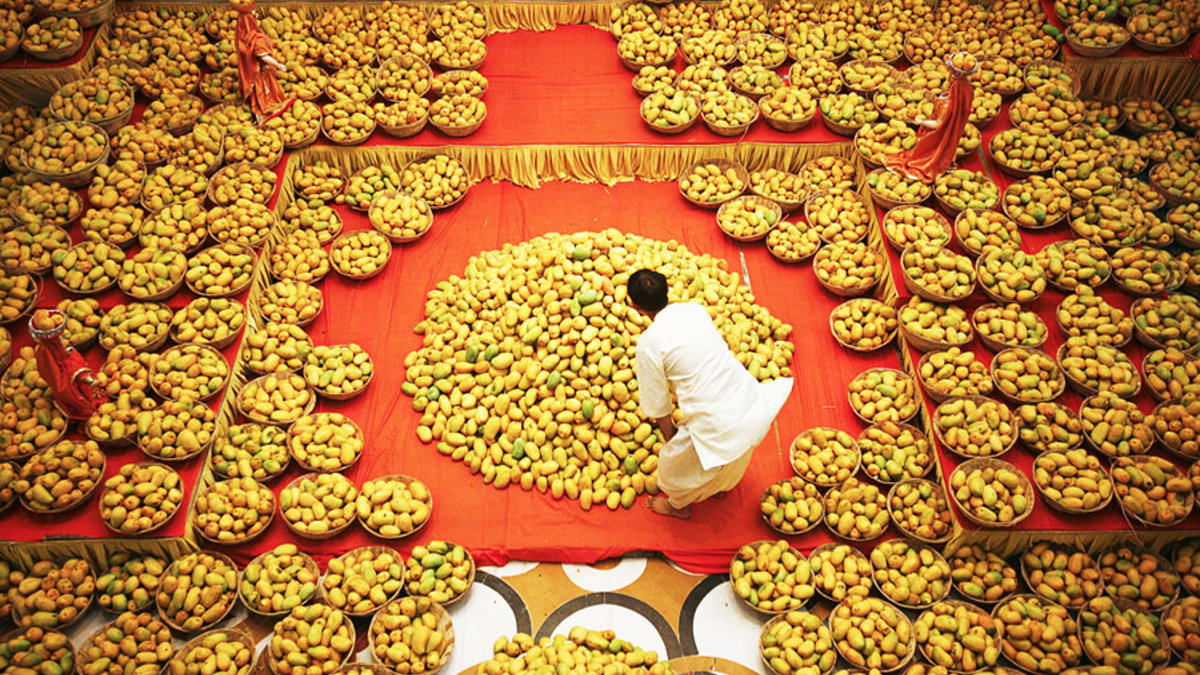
[1068,55,1200,107]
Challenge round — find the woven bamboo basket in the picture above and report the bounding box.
[702,98,759,136]
[185,242,257,298]
[1031,449,1114,516]
[873,538,954,603]
[378,109,429,139]
[193,479,275,546]
[29,134,108,188]
[150,343,228,402]
[829,298,898,352]
[916,600,1000,665]
[322,117,377,146]
[238,547,320,618]
[97,461,182,536]
[678,158,748,210]
[759,613,838,675]
[821,113,864,137]
[1149,399,1200,463]
[288,414,365,474]
[760,104,816,132]
[18,453,105,516]
[0,29,22,63]
[164,94,205,135]
[1056,341,1142,399]
[1017,543,1101,608]
[729,540,812,614]
[827,598,916,673]
[758,479,825,536]
[971,303,1049,352]
[806,543,874,601]
[840,59,898,96]
[401,154,472,211]
[155,552,240,633]
[36,0,112,28]
[749,180,805,213]
[974,253,1047,306]
[933,394,1018,460]
[284,120,322,151]
[848,368,920,425]
[788,428,861,489]
[329,231,392,280]
[435,42,487,71]
[882,205,951,253]
[367,598,455,672]
[1066,27,1129,58]
[950,457,1035,528]
[1150,165,1198,207]
[1131,32,1187,53]
[357,474,433,540]
[868,169,931,211]
[23,32,83,62]
[716,194,780,242]
[990,347,1066,405]
[900,244,976,303]
[0,275,38,326]
[320,546,405,618]
[280,473,358,541]
[815,245,881,297]
[640,92,700,134]
[431,110,485,138]
[989,136,1048,178]
[917,349,994,405]
[239,372,317,427]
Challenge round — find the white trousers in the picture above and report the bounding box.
[657,426,755,509]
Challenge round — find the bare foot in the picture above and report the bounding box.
[646,496,692,520]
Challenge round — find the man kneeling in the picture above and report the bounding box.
[627,269,793,519]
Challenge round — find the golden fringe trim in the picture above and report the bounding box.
[294,141,855,188]
[0,537,197,572]
[1066,54,1200,107]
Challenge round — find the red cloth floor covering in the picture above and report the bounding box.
[215,178,903,574]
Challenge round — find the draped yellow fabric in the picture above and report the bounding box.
[1066,55,1200,106]
[297,141,856,188]
[0,537,196,571]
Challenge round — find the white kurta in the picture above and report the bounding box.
[636,303,793,507]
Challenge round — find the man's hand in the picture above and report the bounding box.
[654,415,676,442]
[261,54,287,73]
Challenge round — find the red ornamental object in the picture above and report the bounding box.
[884,53,977,184]
[233,0,293,122]
[30,310,107,420]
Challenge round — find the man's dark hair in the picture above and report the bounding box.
[628,269,668,312]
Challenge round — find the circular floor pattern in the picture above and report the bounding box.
[536,592,682,660]
[440,572,533,675]
[562,555,648,592]
[480,560,540,578]
[678,574,767,667]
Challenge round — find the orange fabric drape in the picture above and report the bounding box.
[32,334,105,420]
[884,73,974,183]
[236,8,287,118]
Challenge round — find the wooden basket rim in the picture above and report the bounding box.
[933,394,1019,460]
[728,540,812,614]
[156,550,240,633]
[788,427,861,489]
[97,460,183,536]
[949,457,1035,529]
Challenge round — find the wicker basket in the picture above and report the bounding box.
[431,112,485,138]
[1056,342,1141,399]
[953,457,1036,528]
[1131,33,1187,53]
[619,44,675,72]
[989,137,1047,178]
[848,368,919,426]
[1031,449,1114,515]
[760,105,816,132]
[0,30,22,63]
[284,122,322,151]
[156,553,240,633]
[18,451,105,515]
[760,613,838,675]
[192,479,276,546]
[829,298,898,352]
[377,57,432,101]
[150,343,228,402]
[185,242,257,298]
[1142,352,1178,404]
[916,349,992,405]
[882,205,951,253]
[750,182,806,214]
[678,158,748,210]
[730,541,812,614]
[788,428,861,489]
[0,275,38,326]
[758,479,825,536]
[378,111,429,139]
[367,597,455,672]
[239,372,317,427]
[868,169,930,211]
[368,190,433,244]
[990,347,1066,404]
[436,42,487,71]
[821,114,864,137]
[238,547,320,618]
[322,118,377,146]
[280,473,358,540]
[1017,543,1101,608]
[320,546,406,617]
[29,133,108,188]
[98,461,183,535]
[827,598,916,672]
[716,194,781,242]
[357,474,433,539]
[1021,58,1080,96]
[972,303,1049,352]
[1066,29,1129,58]
[1150,166,1198,207]
[1001,190,1067,231]
[36,0,112,28]
[52,86,136,136]
[933,394,1018,460]
[702,98,759,136]
[1149,399,1200,463]
[900,244,976,303]
[974,253,1046,306]
[916,600,999,664]
[23,32,83,62]
[640,92,701,134]
[840,59,898,96]
[289,414,365,474]
[1100,546,1184,610]
[329,231,392,280]
[885,482,955,546]
[815,245,881,297]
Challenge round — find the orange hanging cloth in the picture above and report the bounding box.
[234,0,291,121]
[30,311,107,420]
[884,64,975,183]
